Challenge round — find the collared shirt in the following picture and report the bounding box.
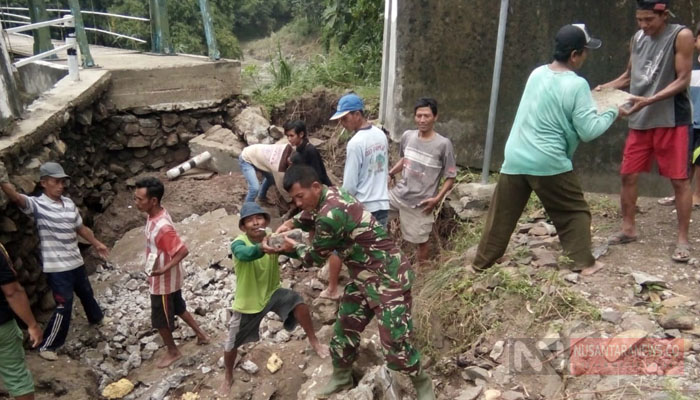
[145,208,186,295]
[20,194,83,273]
[293,186,413,309]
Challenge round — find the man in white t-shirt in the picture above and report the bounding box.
[388,98,457,266]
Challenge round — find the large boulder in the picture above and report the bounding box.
[234,107,273,145]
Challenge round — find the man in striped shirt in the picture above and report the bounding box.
[133,177,209,368]
[0,162,108,360]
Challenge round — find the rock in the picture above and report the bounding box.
[483,389,501,400]
[662,296,691,308]
[150,369,191,400]
[344,365,406,400]
[267,319,284,334]
[452,183,496,203]
[502,391,525,400]
[620,313,657,332]
[123,122,140,135]
[241,360,259,374]
[631,272,667,288]
[188,125,246,173]
[127,136,150,148]
[529,221,556,236]
[268,229,304,249]
[267,353,283,373]
[462,366,490,382]
[601,309,623,324]
[139,118,159,128]
[658,313,694,330]
[531,247,558,268]
[0,216,17,232]
[274,330,291,343]
[101,378,134,399]
[269,125,284,139]
[489,341,504,361]
[311,297,338,324]
[77,108,93,125]
[161,113,180,127]
[456,385,483,400]
[234,107,273,145]
[564,273,579,284]
[605,329,648,362]
[125,279,139,291]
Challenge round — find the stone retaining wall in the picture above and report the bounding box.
[0,94,247,309]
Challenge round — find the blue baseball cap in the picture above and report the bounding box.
[330,94,364,120]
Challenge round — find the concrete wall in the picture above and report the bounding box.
[387,0,697,195]
[17,61,68,103]
[0,28,22,134]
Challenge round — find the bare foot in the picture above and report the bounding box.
[156,350,182,368]
[197,333,210,345]
[319,287,341,300]
[218,376,233,396]
[312,342,330,358]
[580,261,604,276]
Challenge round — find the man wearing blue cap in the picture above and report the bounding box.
[330,93,390,227]
[0,161,108,360]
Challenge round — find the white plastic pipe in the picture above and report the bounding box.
[66,34,79,81]
[166,151,211,179]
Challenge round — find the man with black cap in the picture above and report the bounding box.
[599,0,695,262]
[0,161,109,360]
[472,24,628,276]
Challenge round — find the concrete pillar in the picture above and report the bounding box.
[0,28,22,134]
[149,0,174,54]
[27,0,54,56]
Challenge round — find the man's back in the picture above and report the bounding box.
[342,126,389,212]
[630,24,692,129]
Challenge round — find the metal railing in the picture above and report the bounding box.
[1,6,148,45]
[6,14,80,80]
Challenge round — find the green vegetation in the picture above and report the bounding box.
[413,260,600,359]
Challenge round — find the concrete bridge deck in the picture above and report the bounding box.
[7,33,241,110]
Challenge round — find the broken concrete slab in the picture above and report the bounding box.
[188,124,246,174]
[631,272,667,288]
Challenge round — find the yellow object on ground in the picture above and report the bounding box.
[267,353,283,373]
[101,378,134,399]
[181,393,200,400]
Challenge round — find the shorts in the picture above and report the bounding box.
[224,288,303,352]
[620,125,691,179]
[0,320,34,397]
[151,290,187,331]
[388,190,434,244]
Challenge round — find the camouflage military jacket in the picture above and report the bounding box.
[293,186,414,308]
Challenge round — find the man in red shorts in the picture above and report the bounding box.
[600,0,694,262]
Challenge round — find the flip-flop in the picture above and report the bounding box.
[607,232,637,246]
[657,196,675,206]
[671,243,691,263]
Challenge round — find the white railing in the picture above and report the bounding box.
[6,14,80,80]
[0,7,148,43]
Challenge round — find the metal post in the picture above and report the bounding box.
[66,34,79,81]
[481,0,509,184]
[149,0,173,54]
[67,0,95,67]
[197,0,219,60]
[27,0,54,56]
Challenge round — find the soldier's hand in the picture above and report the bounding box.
[275,220,294,234]
[278,236,297,253]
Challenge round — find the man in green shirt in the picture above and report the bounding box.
[218,202,328,395]
[473,24,629,275]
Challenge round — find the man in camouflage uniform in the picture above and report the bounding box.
[276,165,434,400]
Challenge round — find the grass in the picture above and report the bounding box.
[413,259,600,359]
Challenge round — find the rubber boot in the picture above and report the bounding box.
[315,367,353,399]
[410,370,435,400]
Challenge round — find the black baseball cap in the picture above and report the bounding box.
[555,24,602,54]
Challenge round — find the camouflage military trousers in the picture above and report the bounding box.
[330,282,421,376]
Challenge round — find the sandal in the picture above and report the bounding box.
[607,232,637,246]
[657,196,675,206]
[671,243,691,263]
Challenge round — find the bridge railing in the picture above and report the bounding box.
[4,14,80,80]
